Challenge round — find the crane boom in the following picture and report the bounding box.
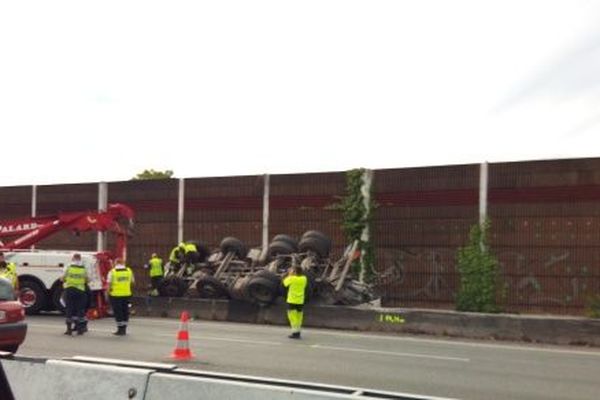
[0,203,134,259]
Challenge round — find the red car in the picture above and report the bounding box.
[0,278,27,353]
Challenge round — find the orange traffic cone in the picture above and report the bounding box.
[170,311,195,361]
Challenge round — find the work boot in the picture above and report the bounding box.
[76,322,86,335]
[64,322,73,335]
[288,332,301,339]
[113,326,126,336]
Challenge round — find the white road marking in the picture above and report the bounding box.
[307,330,600,357]
[156,333,282,346]
[310,344,470,362]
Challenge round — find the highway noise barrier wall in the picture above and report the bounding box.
[0,353,457,400]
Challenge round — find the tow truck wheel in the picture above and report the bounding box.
[19,280,47,315]
[158,277,188,297]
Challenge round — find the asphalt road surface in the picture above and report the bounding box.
[17,315,600,400]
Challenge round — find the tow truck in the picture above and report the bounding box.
[0,203,134,317]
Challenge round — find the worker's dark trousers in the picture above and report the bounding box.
[64,287,87,326]
[110,296,131,327]
[150,276,163,290]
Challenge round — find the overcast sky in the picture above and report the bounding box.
[1,1,599,186]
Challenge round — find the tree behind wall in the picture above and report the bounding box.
[132,169,174,180]
[456,220,501,313]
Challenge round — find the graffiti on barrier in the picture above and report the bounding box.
[377,313,405,324]
[379,247,597,308]
[377,248,455,300]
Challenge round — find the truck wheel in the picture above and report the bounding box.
[158,277,188,297]
[253,270,283,296]
[271,234,298,251]
[301,230,332,247]
[298,236,331,258]
[253,269,280,284]
[195,276,229,299]
[220,237,247,259]
[19,280,47,315]
[267,240,296,258]
[315,281,338,305]
[247,276,279,306]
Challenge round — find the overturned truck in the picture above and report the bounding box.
[158,231,377,306]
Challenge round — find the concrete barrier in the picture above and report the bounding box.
[1,357,152,399]
[131,296,600,347]
[136,296,229,320]
[0,354,455,400]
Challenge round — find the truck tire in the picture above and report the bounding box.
[247,276,279,306]
[267,240,296,258]
[314,281,338,305]
[253,269,281,284]
[220,237,247,259]
[158,277,188,297]
[271,234,298,251]
[19,280,47,315]
[298,236,331,258]
[195,276,229,299]
[301,230,332,247]
[253,270,283,296]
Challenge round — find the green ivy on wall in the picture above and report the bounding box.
[456,219,501,313]
[586,295,600,318]
[334,168,376,283]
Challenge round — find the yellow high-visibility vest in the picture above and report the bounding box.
[148,257,163,278]
[64,265,86,291]
[109,267,133,297]
[283,275,307,305]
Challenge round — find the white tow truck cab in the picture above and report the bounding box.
[5,250,104,315]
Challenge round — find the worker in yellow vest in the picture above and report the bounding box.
[168,242,199,275]
[146,253,164,296]
[0,252,18,290]
[168,243,186,273]
[107,258,135,336]
[61,253,89,335]
[282,265,308,339]
[183,242,198,264]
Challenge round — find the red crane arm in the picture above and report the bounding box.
[0,203,134,259]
